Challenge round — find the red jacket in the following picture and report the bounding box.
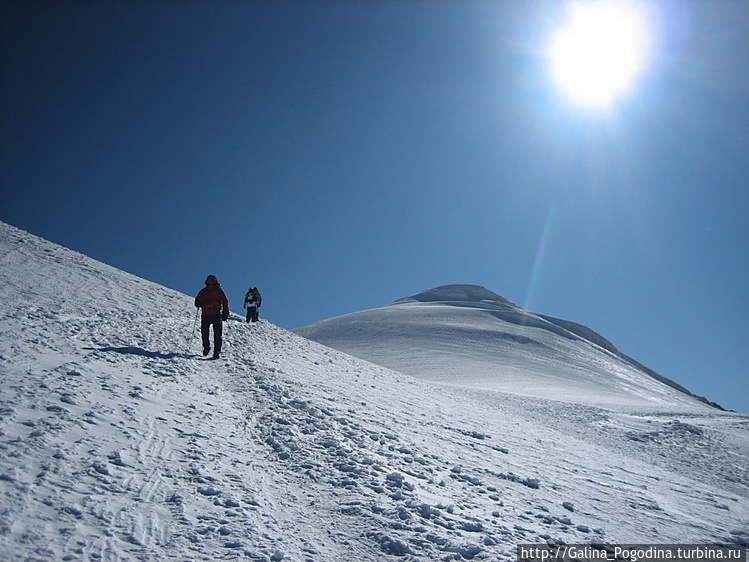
[195,285,229,317]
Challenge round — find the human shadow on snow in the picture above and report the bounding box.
[88,346,192,360]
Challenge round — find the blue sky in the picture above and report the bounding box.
[1,1,747,413]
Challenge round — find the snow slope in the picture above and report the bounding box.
[1,221,747,561]
[294,285,717,411]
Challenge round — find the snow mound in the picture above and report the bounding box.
[295,284,717,410]
[394,284,516,306]
[1,221,747,560]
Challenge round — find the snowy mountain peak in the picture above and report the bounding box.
[296,284,719,411]
[394,284,516,307]
[1,221,748,558]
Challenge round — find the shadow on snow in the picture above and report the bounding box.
[89,346,193,360]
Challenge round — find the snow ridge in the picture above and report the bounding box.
[395,284,716,407]
[295,284,716,410]
[393,284,516,306]
[1,222,748,560]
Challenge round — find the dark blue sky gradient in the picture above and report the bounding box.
[2,1,747,412]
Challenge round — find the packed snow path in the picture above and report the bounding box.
[1,222,747,561]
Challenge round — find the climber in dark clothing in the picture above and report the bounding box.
[243,286,262,323]
[194,274,229,359]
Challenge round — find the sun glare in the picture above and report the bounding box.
[549,0,651,106]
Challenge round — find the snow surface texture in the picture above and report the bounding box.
[295,284,715,410]
[0,221,747,562]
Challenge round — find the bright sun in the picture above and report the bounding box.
[549,0,651,106]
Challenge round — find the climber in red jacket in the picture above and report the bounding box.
[194,274,229,359]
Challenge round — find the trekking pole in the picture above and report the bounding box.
[223,310,231,354]
[189,307,199,353]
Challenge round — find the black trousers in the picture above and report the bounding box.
[201,315,223,355]
[246,306,258,323]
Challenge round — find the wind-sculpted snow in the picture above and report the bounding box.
[393,284,516,306]
[1,222,748,560]
[395,285,575,340]
[296,284,718,410]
